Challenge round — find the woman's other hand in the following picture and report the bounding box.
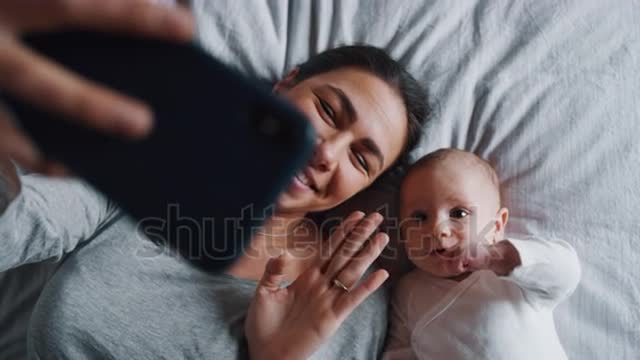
[245,211,390,360]
[0,0,194,173]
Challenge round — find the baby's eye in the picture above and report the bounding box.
[450,208,470,219]
[411,210,427,221]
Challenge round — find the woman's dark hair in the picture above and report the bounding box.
[293,45,431,175]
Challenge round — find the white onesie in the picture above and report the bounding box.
[383,236,581,360]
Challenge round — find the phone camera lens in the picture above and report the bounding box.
[251,109,293,146]
[260,116,280,136]
[256,115,281,137]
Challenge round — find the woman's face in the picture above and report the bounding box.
[274,67,408,215]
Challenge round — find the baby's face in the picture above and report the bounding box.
[400,159,503,278]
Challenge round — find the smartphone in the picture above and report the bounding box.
[1,31,315,272]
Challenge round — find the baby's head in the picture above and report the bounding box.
[399,148,509,278]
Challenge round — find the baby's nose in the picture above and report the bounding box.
[434,220,451,237]
[434,223,459,249]
[438,224,451,239]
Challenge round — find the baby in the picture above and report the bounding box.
[383,148,581,360]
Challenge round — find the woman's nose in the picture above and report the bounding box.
[311,134,350,172]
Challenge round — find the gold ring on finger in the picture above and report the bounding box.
[332,278,350,292]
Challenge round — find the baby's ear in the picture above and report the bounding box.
[494,207,509,241]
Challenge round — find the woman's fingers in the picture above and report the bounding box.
[0,40,153,138]
[344,232,390,285]
[0,106,69,175]
[0,0,195,145]
[322,212,383,279]
[59,0,194,42]
[317,211,365,268]
[0,107,44,172]
[335,269,389,315]
[332,232,389,290]
[2,0,194,41]
[257,252,291,293]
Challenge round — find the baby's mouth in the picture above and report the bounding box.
[430,247,461,259]
[429,248,447,256]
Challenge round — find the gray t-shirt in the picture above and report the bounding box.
[0,175,388,359]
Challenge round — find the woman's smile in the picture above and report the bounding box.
[290,168,319,194]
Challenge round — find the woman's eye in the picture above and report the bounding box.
[450,208,470,219]
[411,211,427,221]
[319,99,336,125]
[354,151,369,173]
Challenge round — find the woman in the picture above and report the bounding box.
[1,45,428,359]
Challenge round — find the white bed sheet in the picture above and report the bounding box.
[193,0,640,358]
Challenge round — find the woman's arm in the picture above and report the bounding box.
[0,167,120,272]
[245,212,390,360]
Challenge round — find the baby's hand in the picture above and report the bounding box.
[462,241,494,271]
[464,241,521,276]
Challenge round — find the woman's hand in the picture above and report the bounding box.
[0,157,20,214]
[0,0,194,173]
[245,211,390,360]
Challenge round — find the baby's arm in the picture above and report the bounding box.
[485,236,581,309]
[482,240,522,276]
[382,276,418,360]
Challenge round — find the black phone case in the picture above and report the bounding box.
[2,31,315,272]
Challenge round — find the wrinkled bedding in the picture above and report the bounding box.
[193,0,640,358]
